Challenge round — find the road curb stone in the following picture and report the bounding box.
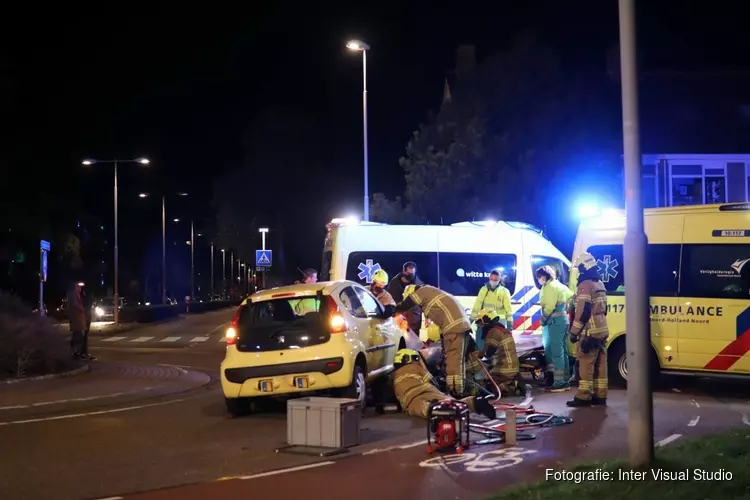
[2,364,91,385]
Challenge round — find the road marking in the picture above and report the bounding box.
[208,322,230,335]
[655,434,682,447]
[419,447,537,472]
[131,337,154,342]
[742,413,750,426]
[0,389,156,411]
[688,417,700,427]
[363,439,426,455]
[238,461,335,480]
[190,336,209,342]
[0,398,189,426]
[218,337,227,343]
[690,399,700,408]
[101,336,126,342]
[671,388,681,393]
[160,336,181,342]
[93,497,123,500]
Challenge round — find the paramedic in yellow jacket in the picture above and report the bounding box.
[470,269,513,327]
[395,284,472,396]
[391,349,496,420]
[465,309,526,396]
[293,269,319,315]
[369,269,396,307]
[567,252,609,407]
[536,265,574,392]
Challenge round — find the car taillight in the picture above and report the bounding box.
[326,295,346,333]
[226,305,241,345]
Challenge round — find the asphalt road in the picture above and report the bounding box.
[1,313,749,500]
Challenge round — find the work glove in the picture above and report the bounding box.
[569,332,580,344]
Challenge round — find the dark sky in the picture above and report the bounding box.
[5,1,750,280]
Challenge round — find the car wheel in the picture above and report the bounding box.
[335,364,366,407]
[225,397,255,417]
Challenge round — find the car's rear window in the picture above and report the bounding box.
[235,295,332,352]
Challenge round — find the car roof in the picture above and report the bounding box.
[250,280,362,302]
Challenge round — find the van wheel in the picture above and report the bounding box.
[608,340,660,388]
[334,364,366,408]
[225,397,255,417]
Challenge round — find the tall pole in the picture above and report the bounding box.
[620,0,653,468]
[161,196,167,304]
[230,251,234,298]
[190,220,195,299]
[210,242,214,298]
[361,49,369,222]
[222,249,226,295]
[113,160,120,325]
[261,230,267,290]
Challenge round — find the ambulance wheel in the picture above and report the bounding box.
[608,338,660,387]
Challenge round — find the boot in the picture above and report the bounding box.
[473,396,497,420]
[591,397,607,406]
[566,397,592,407]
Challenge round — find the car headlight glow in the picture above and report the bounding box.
[95,307,104,317]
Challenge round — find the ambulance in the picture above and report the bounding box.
[319,217,572,356]
[571,202,750,385]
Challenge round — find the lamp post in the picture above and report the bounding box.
[190,220,195,299]
[210,242,214,299]
[138,191,188,304]
[221,249,226,296]
[82,157,150,325]
[230,251,234,298]
[346,39,370,221]
[259,227,269,289]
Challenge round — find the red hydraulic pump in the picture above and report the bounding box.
[426,399,471,454]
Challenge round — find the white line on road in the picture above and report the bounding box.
[93,497,123,500]
[101,336,127,342]
[218,337,227,342]
[362,439,427,455]
[131,337,155,342]
[160,336,181,342]
[239,461,335,480]
[690,399,700,408]
[207,322,230,335]
[742,413,750,426]
[0,388,155,411]
[0,398,188,426]
[688,417,700,427]
[190,336,209,342]
[655,434,682,447]
[671,388,681,393]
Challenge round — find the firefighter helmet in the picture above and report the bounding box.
[371,269,388,286]
[403,284,418,300]
[394,348,421,368]
[476,308,500,325]
[574,252,598,272]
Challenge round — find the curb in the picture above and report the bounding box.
[2,364,91,385]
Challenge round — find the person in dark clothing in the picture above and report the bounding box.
[68,281,87,359]
[81,285,96,360]
[387,261,424,333]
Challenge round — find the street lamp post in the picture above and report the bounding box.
[619,0,653,468]
[190,220,195,299]
[221,249,226,295]
[210,242,214,299]
[82,157,150,325]
[259,227,269,289]
[346,39,370,221]
[230,252,234,298]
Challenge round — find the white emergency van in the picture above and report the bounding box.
[319,218,571,352]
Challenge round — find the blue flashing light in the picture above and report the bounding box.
[577,203,600,218]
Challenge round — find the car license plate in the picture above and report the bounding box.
[260,380,273,392]
[295,376,309,389]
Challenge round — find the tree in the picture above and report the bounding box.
[371,33,619,226]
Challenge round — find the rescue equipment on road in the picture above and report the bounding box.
[426,399,471,454]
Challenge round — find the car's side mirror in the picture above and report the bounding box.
[380,304,396,318]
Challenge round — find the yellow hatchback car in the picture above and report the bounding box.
[221,281,406,416]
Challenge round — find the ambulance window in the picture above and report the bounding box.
[531,256,568,288]
[585,245,624,294]
[680,244,750,299]
[320,251,333,281]
[646,244,681,296]
[344,252,438,287]
[437,253,517,296]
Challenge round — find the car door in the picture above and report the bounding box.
[338,286,381,374]
[354,286,400,368]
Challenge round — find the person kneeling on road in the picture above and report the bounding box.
[465,309,526,397]
[391,349,496,420]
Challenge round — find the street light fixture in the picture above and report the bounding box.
[346,39,370,221]
[81,157,150,325]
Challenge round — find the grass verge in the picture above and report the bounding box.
[488,428,750,500]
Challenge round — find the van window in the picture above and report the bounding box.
[531,256,569,288]
[438,253,517,296]
[586,245,624,294]
[345,252,438,286]
[320,250,333,281]
[680,244,750,299]
[586,244,681,296]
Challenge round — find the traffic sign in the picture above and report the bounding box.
[40,240,50,252]
[256,250,272,267]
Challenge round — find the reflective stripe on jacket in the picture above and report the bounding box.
[406,285,471,336]
[539,279,574,325]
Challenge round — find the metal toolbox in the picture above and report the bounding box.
[286,397,361,449]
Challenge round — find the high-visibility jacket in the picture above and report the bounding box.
[470,284,512,326]
[292,298,318,316]
[539,279,574,325]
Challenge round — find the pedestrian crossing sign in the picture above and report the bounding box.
[256,250,272,267]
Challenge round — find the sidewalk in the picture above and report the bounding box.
[0,362,211,419]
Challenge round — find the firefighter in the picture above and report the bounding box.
[391,349,496,420]
[567,252,609,407]
[470,269,513,328]
[395,284,472,396]
[370,269,396,307]
[536,265,574,392]
[465,309,525,396]
[388,262,424,333]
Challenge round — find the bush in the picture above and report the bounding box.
[0,291,77,379]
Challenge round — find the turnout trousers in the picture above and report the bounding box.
[574,340,608,400]
[542,316,569,386]
[443,330,470,396]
